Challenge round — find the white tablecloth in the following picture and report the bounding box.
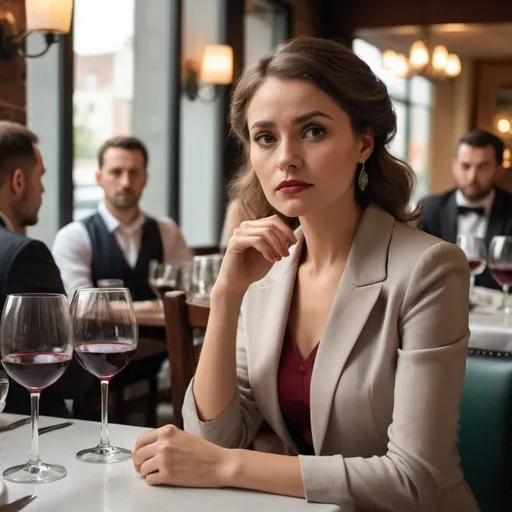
[469,311,512,353]
[0,414,339,512]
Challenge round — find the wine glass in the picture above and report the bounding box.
[489,236,512,313]
[71,288,138,463]
[0,377,8,413]
[456,235,487,303]
[191,254,223,301]
[0,294,73,483]
[97,279,124,288]
[148,262,178,300]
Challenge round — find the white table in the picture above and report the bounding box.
[469,310,512,353]
[0,415,339,512]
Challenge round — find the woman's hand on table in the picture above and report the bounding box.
[132,425,234,487]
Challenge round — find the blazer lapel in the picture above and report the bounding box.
[442,193,458,244]
[248,232,304,453]
[485,188,508,248]
[310,206,392,454]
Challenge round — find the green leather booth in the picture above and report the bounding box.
[460,351,512,511]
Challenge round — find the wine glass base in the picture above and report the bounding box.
[3,461,66,483]
[76,444,132,464]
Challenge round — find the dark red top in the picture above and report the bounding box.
[277,328,319,455]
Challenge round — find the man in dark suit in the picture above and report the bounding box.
[418,129,512,289]
[0,121,93,417]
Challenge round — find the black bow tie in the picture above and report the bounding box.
[458,205,485,217]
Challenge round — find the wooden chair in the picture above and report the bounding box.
[191,245,222,256]
[163,290,210,427]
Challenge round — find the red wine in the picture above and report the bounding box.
[468,259,486,275]
[2,352,71,392]
[490,265,512,287]
[156,284,174,298]
[75,341,136,380]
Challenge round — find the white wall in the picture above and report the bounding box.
[179,0,223,245]
[245,11,274,68]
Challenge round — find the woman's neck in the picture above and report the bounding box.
[299,199,363,273]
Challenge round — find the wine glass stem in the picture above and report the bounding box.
[469,274,475,302]
[503,285,510,313]
[99,380,111,447]
[29,392,41,465]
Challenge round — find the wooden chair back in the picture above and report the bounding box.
[163,290,209,427]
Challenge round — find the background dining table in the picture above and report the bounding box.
[0,414,340,511]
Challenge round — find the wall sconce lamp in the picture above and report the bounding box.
[0,0,73,60]
[184,44,234,101]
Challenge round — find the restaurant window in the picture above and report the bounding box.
[73,0,135,220]
[353,39,433,206]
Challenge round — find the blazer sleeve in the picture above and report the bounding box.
[298,242,471,511]
[182,309,263,448]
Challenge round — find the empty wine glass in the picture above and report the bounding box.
[191,254,223,301]
[71,288,138,463]
[456,234,487,303]
[489,236,512,313]
[148,262,178,301]
[0,294,73,483]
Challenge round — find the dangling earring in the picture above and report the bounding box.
[358,161,368,192]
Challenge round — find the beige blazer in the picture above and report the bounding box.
[183,205,480,512]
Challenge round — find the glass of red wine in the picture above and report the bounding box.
[70,287,138,463]
[456,234,487,304]
[0,293,73,483]
[489,236,512,313]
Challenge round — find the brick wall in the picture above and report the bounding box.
[0,0,26,125]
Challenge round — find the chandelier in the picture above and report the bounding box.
[381,26,462,80]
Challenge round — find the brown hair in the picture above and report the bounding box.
[457,129,505,165]
[229,36,417,224]
[98,136,149,169]
[0,121,39,186]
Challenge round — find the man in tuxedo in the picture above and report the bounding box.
[418,129,512,289]
[0,121,93,417]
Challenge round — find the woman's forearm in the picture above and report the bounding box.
[224,449,305,499]
[192,288,245,421]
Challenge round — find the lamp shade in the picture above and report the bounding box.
[200,45,233,85]
[26,0,73,34]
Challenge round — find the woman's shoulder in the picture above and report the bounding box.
[388,219,469,284]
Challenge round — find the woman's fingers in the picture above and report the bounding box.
[231,235,278,263]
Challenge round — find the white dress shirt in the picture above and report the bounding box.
[52,202,193,299]
[455,189,495,239]
[0,211,14,232]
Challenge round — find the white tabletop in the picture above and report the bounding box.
[469,310,512,352]
[0,414,339,512]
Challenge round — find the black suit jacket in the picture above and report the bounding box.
[0,222,94,417]
[417,187,512,290]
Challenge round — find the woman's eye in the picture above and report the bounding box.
[255,133,276,145]
[303,126,325,139]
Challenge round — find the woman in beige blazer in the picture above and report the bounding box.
[132,37,479,511]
